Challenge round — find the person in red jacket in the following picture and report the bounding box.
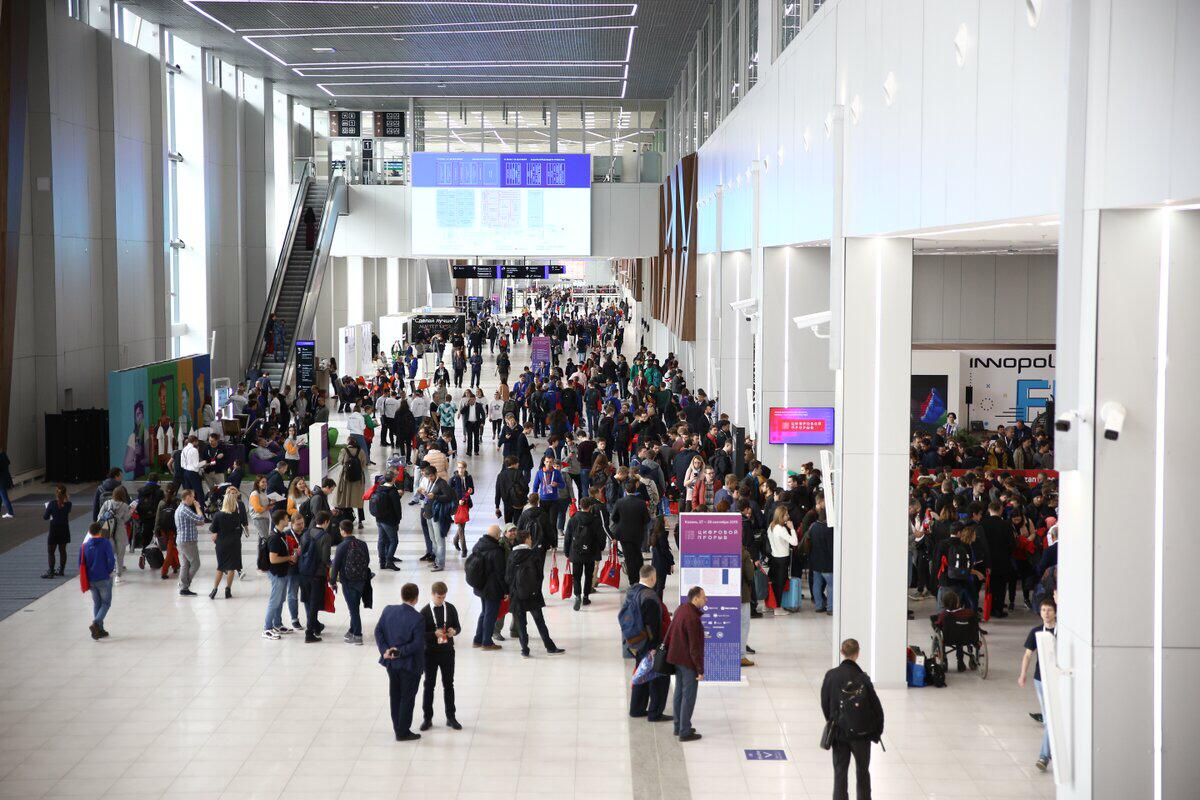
[666,586,707,741]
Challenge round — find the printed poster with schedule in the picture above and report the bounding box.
[678,513,743,683]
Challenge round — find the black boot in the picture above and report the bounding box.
[225,586,232,599]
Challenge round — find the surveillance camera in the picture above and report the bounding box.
[1054,417,1071,433]
[1100,401,1126,441]
[744,314,754,323]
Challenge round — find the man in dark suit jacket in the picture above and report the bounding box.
[419,582,462,731]
[375,583,427,741]
[611,480,652,582]
[820,638,885,800]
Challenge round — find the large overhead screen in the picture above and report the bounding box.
[411,153,591,256]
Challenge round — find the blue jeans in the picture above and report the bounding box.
[0,484,12,515]
[474,597,500,646]
[419,516,435,558]
[90,579,113,625]
[377,522,398,565]
[265,572,286,630]
[1035,679,1052,761]
[350,433,371,460]
[432,516,450,567]
[672,665,699,736]
[342,580,365,636]
[813,571,833,612]
[285,573,300,622]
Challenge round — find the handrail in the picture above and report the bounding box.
[278,174,348,391]
[247,159,314,379]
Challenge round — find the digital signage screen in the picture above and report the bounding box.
[768,407,835,445]
[410,153,591,256]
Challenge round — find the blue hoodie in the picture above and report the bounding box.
[83,537,116,583]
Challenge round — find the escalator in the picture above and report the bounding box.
[249,162,347,391]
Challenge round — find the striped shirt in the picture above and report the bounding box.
[174,505,206,544]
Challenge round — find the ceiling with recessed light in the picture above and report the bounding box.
[127,0,713,105]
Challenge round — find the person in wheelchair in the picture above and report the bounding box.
[930,590,980,672]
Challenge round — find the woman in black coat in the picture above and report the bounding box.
[394,399,416,461]
[648,515,674,600]
[41,484,72,578]
[208,494,244,599]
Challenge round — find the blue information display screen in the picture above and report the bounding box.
[411,153,592,256]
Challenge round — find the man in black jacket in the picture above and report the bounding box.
[979,501,1016,617]
[505,530,565,658]
[373,471,404,570]
[563,498,605,610]
[821,638,884,800]
[469,525,507,650]
[517,494,556,573]
[499,415,532,481]
[419,581,462,731]
[612,480,652,582]
[628,565,672,722]
[493,457,528,524]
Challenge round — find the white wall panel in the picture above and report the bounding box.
[913,253,1056,344]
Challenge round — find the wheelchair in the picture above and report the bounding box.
[931,613,988,679]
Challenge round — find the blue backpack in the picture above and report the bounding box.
[618,584,652,654]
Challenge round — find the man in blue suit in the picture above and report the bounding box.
[375,583,427,741]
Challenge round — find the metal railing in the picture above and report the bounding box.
[276,174,349,390]
[248,159,313,378]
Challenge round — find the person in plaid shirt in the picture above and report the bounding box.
[173,489,206,596]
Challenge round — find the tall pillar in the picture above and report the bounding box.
[1056,208,1200,800]
[832,237,911,686]
[758,246,834,472]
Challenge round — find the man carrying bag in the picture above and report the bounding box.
[820,638,885,800]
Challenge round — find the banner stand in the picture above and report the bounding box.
[309,423,327,486]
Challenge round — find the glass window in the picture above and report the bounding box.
[556,102,586,154]
[747,0,759,90]
[781,1,802,51]
[513,102,551,153]
[115,3,160,55]
[479,102,518,152]
[727,0,741,111]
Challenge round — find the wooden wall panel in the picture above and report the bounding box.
[655,153,697,342]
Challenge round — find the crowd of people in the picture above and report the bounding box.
[40,285,1078,796]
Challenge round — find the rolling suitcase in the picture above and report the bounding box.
[782,576,803,611]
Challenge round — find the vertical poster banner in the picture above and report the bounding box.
[531,336,552,376]
[295,341,316,391]
[910,374,949,434]
[191,355,211,428]
[677,513,743,683]
[109,368,149,480]
[176,358,195,443]
[146,362,178,470]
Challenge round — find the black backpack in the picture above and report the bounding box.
[946,540,972,582]
[341,538,371,581]
[513,555,540,601]
[464,548,488,590]
[298,530,326,577]
[344,452,363,483]
[256,535,272,572]
[836,678,880,739]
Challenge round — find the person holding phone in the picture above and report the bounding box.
[375,583,426,741]
[419,581,462,731]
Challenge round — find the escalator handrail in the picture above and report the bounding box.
[277,174,348,390]
[248,160,314,377]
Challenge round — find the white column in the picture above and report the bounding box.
[832,236,911,687]
[758,246,834,472]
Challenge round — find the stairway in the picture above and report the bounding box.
[256,180,328,389]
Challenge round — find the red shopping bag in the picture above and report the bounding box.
[323,583,337,613]
[548,552,561,595]
[982,571,992,622]
[599,544,622,588]
[568,499,578,518]
[766,581,779,610]
[78,541,90,593]
[453,500,471,525]
[561,562,574,600]
[498,596,510,618]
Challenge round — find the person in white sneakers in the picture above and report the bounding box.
[765,505,798,615]
[262,510,297,639]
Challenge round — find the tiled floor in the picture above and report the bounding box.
[0,337,1057,800]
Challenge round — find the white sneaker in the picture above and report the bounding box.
[1,513,12,519]
[114,575,124,584]
[275,626,294,635]
[261,629,281,640]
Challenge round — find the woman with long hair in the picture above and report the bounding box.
[208,493,244,599]
[41,485,72,578]
[248,475,274,541]
[449,460,475,555]
[98,486,133,582]
[765,505,798,615]
[287,477,310,518]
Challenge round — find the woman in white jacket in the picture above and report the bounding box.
[766,505,798,614]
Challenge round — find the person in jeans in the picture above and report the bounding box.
[331,519,371,645]
[173,489,207,596]
[284,514,307,628]
[373,471,404,570]
[666,586,707,742]
[807,510,835,614]
[1019,598,1057,772]
[420,464,456,572]
[469,524,507,650]
[504,530,566,658]
[299,511,334,643]
[263,510,296,640]
[82,522,116,640]
[821,638,885,800]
